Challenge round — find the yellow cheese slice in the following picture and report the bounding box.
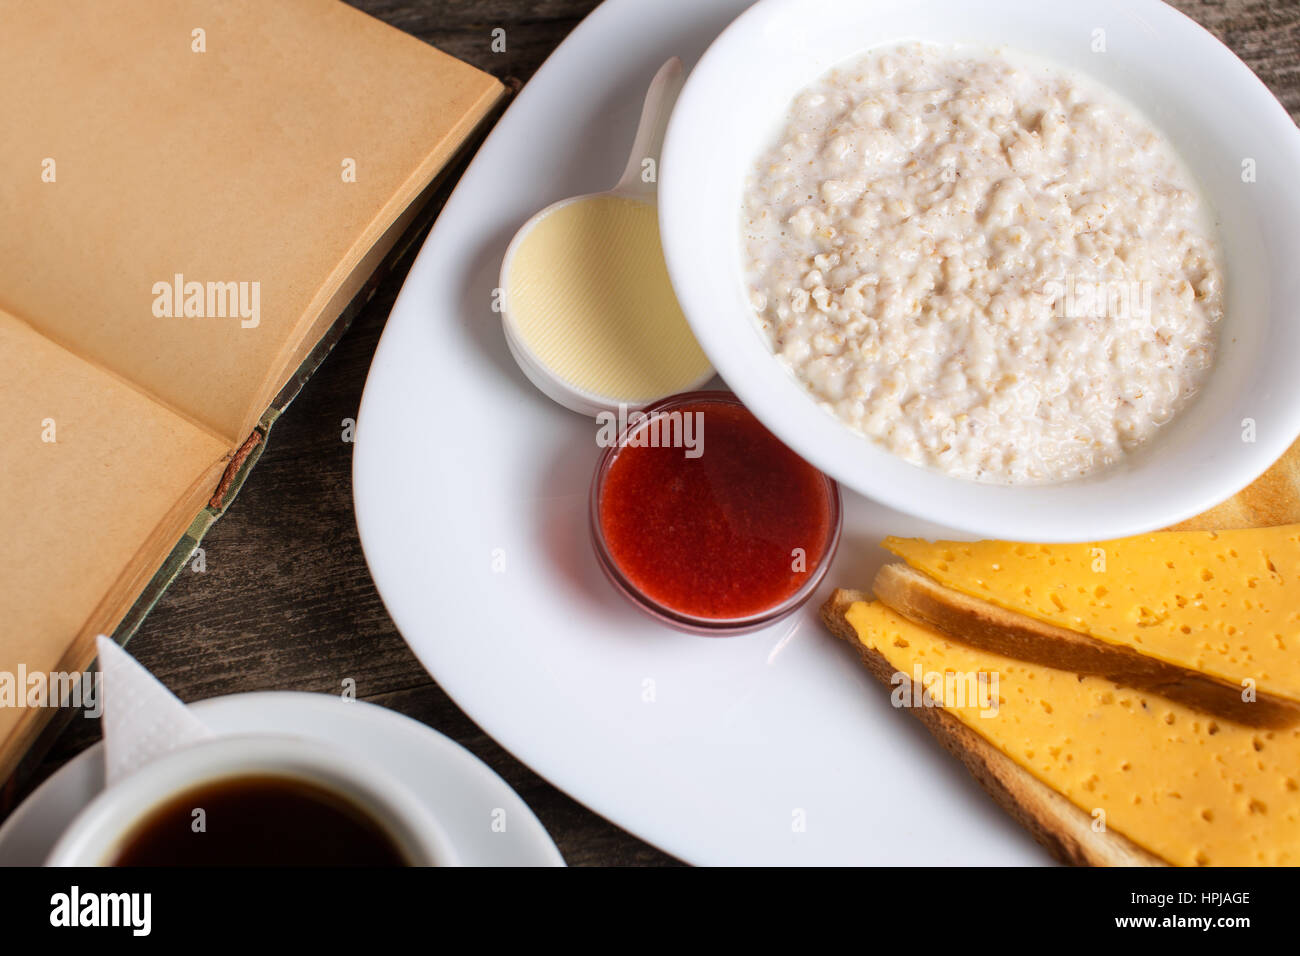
[884,525,1300,704]
[847,600,1300,866]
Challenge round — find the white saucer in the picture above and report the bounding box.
[0,692,564,867]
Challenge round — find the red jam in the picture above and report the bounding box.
[596,396,836,622]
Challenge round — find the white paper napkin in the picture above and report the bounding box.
[95,635,214,787]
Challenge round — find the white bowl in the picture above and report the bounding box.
[659,0,1300,542]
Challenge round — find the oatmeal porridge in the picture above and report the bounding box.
[741,43,1223,484]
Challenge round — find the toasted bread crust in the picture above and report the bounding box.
[873,564,1300,729]
[821,588,1165,867]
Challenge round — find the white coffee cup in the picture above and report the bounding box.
[46,734,459,866]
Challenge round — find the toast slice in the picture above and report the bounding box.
[821,589,1164,867]
[883,527,1300,712]
[873,563,1300,728]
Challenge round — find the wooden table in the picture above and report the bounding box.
[7,0,1299,867]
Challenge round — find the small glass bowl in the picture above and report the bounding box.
[589,390,842,635]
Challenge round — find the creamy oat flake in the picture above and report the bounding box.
[741,43,1223,484]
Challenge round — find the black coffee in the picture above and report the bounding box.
[111,774,409,866]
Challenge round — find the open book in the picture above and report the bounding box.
[0,0,503,780]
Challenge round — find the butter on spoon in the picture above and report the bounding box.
[500,58,713,416]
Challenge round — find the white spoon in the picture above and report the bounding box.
[499,58,714,417]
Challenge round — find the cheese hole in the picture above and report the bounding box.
[1201,809,1213,822]
[1133,605,1166,627]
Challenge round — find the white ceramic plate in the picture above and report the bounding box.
[660,0,1300,542]
[354,0,1049,865]
[0,693,564,867]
